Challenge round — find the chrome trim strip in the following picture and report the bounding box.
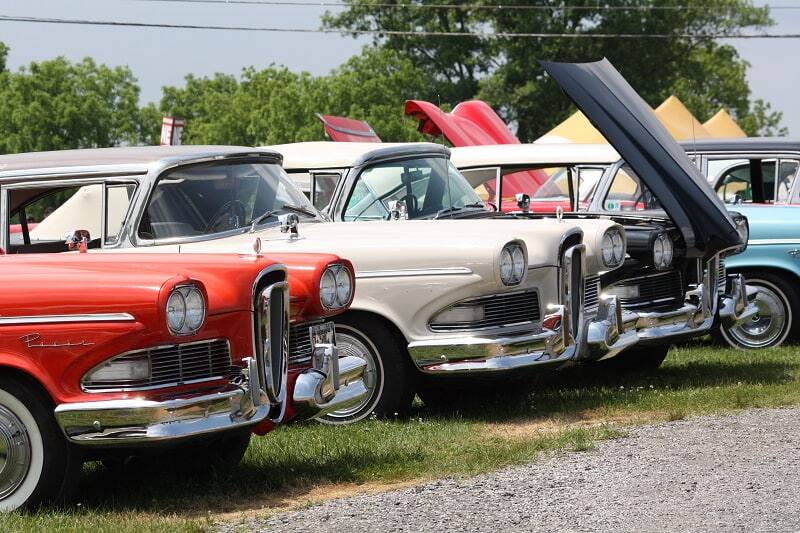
[749,238,800,246]
[0,313,135,326]
[356,267,472,279]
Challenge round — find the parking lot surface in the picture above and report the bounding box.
[231,407,800,532]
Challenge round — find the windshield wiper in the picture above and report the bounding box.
[249,204,317,233]
[433,202,487,219]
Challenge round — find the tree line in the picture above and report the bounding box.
[0,0,788,155]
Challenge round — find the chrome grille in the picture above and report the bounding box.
[717,258,727,293]
[607,270,684,310]
[584,276,601,314]
[83,339,231,392]
[430,290,541,332]
[289,322,317,365]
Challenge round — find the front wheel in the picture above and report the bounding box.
[0,376,81,511]
[719,273,797,349]
[319,315,414,424]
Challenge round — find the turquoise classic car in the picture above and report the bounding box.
[721,204,800,348]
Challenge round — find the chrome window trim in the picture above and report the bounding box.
[0,313,135,326]
[356,267,473,279]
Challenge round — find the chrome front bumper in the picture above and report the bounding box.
[613,273,758,345]
[292,344,369,420]
[54,378,272,446]
[718,273,760,328]
[407,306,576,374]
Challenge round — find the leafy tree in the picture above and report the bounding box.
[0,42,8,72]
[0,49,154,154]
[160,47,431,145]
[324,0,786,139]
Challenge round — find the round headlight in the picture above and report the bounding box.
[334,266,352,307]
[500,247,514,285]
[320,268,337,309]
[183,287,205,331]
[601,232,615,267]
[653,233,674,270]
[166,290,186,332]
[511,246,525,283]
[612,231,625,263]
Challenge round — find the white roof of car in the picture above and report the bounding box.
[267,141,448,170]
[450,143,621,169]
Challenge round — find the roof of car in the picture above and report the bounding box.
[678,138,800,153]
[0,145,281,175]
[449,143,621,168]
[268,142,450,170]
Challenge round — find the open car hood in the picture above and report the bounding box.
[404,100,521,146]
[316,113,382,143]
[540,58,742,258]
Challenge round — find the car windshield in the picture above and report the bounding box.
[139,161,320,240]
[602,164,664,213]
[343,157,484,221]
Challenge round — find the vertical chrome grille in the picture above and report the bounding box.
[254,280,289,404]
[717,258,727,293]
[561,244,585,340]
[584,276,600,315]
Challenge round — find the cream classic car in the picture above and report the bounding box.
[449,142,756,355]
[272,141,636,364]
[0,146,623,423]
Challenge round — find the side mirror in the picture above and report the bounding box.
[279,213,300,239]
[515,193,531,213]
[388,199,408,220]
[64,229,91,252]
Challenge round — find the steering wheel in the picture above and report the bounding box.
[204,200,247,233]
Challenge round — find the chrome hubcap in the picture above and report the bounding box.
[324,330,379,420]
[0,405,31,500]
[726,283,788,348]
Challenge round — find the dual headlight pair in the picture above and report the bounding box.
[500,243,526,286]
[600,228,626,268]
[319,264,353,309]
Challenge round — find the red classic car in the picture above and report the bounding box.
[0,251,366,511]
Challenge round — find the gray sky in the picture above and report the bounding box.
[1,0,798,134]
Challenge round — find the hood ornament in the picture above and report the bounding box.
[252,237,263,256]
[279,213,300,240]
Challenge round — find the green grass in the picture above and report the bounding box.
[3,342,800,531]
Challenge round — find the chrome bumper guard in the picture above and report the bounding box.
[717,273,760,328]
[292,344,369,420]
[407,305,576,374]
[584,295,639,360]
[54,375,272,446]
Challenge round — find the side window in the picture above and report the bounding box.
[603,165,662,212]
[105,184,136,245]
[311,173,342,212]
[777,160,799,203]
[7,184,102,253]
[711,158,777,203]
[460,168,498,204]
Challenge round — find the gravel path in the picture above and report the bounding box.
[228,408,800,532]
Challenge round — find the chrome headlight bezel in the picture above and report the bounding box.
[732,214,749,244]
[652,233,674,271]
[320,264,353,309]
[600,228,625,268]
[166,284,206,336]
[500,242,526,286]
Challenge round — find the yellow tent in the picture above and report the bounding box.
[703,109,747,138]
[653,96,712,140]
[536,95,745,143]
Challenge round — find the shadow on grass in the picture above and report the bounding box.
[66,345,799,516]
